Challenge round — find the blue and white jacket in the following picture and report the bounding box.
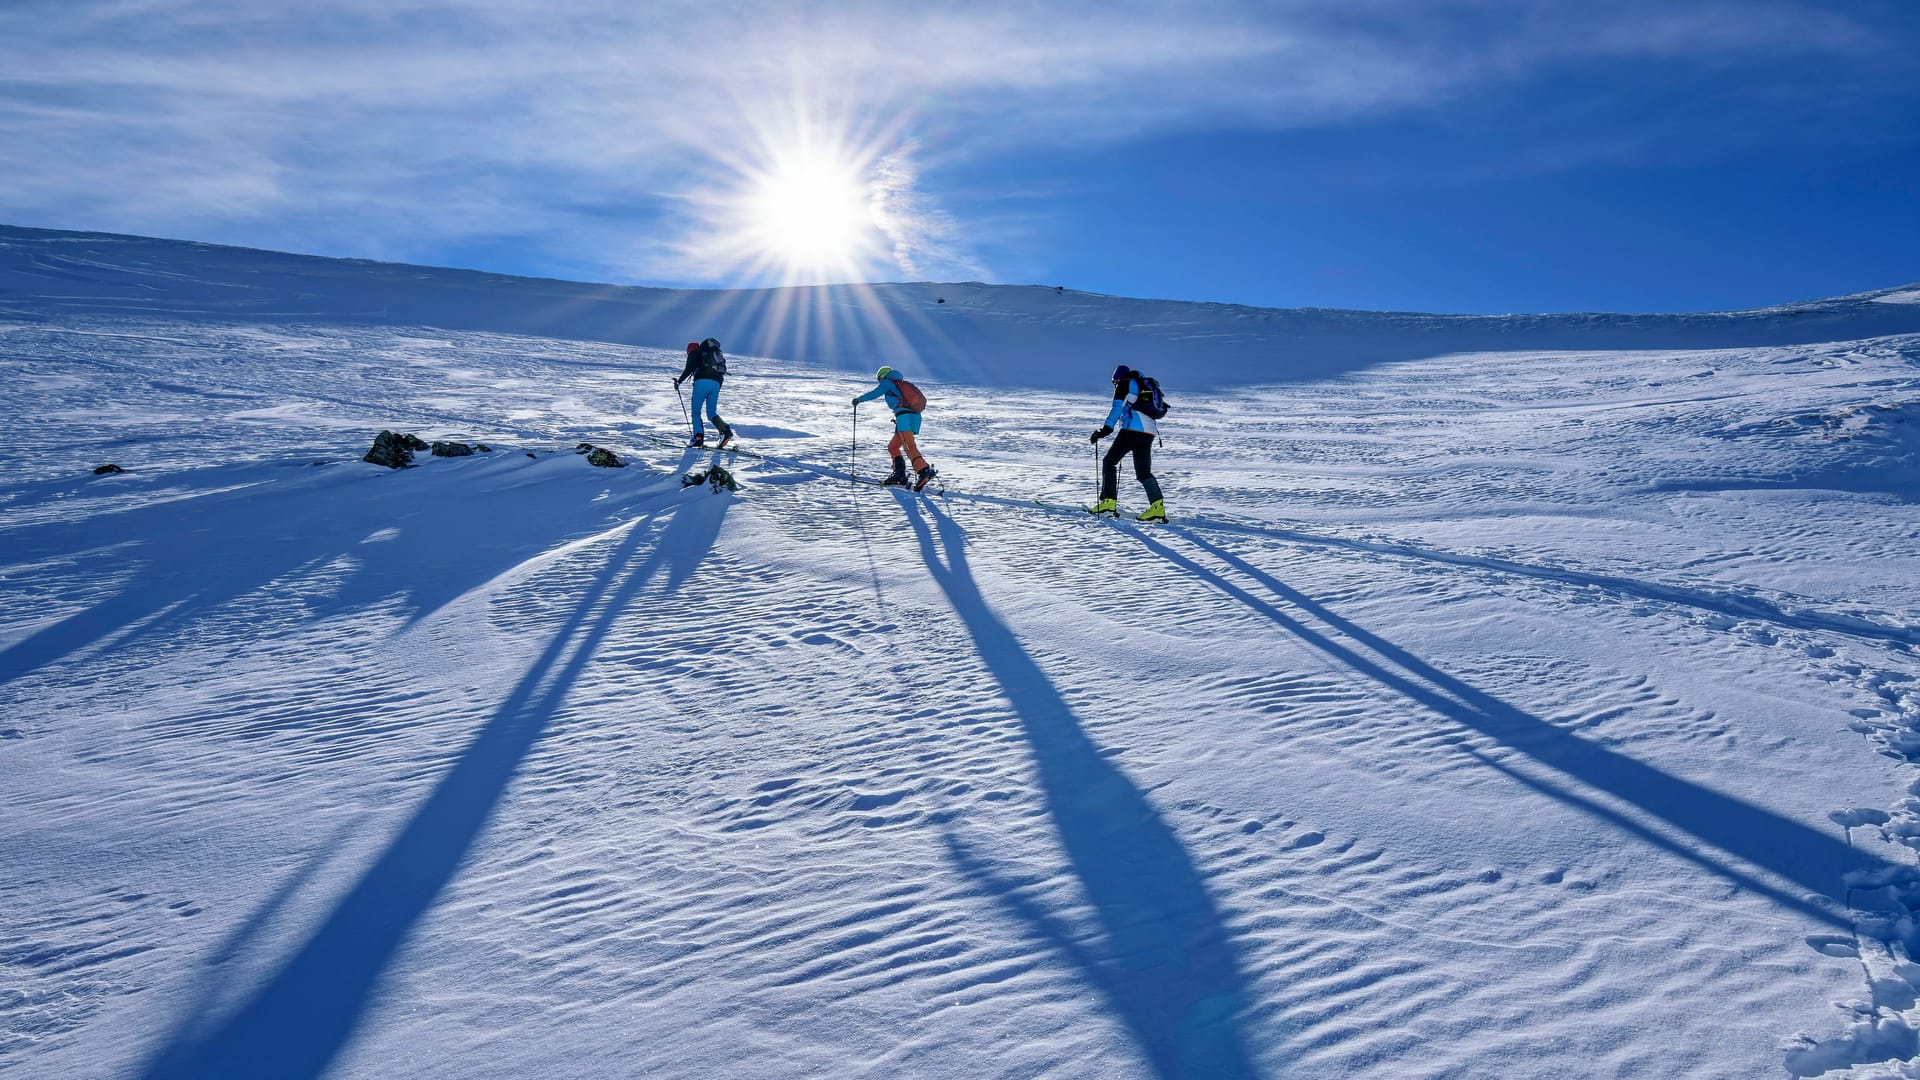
[1103,376,1159,436]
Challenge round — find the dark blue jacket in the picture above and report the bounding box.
[679,344,727,384]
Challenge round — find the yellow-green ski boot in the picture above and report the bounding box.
[1135,499,1167,523]
[1090,497,1119,517]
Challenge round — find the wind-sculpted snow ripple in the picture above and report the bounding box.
[6,307,1920,1079]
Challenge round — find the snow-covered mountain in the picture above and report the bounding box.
[6,223,1920,390]
[3,226,1920,1080]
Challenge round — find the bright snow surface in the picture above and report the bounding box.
[3,226,1920,1079]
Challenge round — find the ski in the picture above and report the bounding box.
[1027,500,1168,524]
[637,430,778,467]
[856,476,945,496]
[633,425,1202,521]
[1031,499,1094,514]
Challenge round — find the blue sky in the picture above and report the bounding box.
[2,0,1916,314]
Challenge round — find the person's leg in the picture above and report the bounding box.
[897,433,926,473]
[696,379,730,440]
[885,432,909,481]
[896,413,929,473]
[1100,438,1127,501]
[689,380,718,438]
[1130,432,1164,504]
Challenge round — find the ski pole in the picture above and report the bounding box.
[1093,439,1101,503]
[850,405,858,485]
[674,379,690,434]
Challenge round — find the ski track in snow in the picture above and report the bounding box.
[2,314,1920,1079]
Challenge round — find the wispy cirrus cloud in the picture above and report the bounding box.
[0,0,1906,286]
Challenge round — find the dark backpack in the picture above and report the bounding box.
[1131,373,1169,419]
[892,377,926,414]
[696,342,728,380]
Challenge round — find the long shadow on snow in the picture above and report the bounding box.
[897,496,1260,1080]
[138,491,729,1080]
[1139,526,1889,928]
[0,456,669,687]
[152,816,369,1056]
[1181,517,1920,649]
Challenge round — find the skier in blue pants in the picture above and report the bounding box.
[674,338,734,448]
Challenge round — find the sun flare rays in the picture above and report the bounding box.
[649,93,987,368]
[742,149,878,278]
[683,96,943,289]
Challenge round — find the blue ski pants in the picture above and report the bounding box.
[690,379,723,437]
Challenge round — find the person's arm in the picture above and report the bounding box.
[676,354,699,385]
[853,382,888,405]
[1090,383,1124,441]
[1101,385,1129,429]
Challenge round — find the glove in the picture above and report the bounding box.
[673,377,683,388]
[1091,426,1112,443]
[851,397,860,406]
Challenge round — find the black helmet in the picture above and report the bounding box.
[701,338,721,351]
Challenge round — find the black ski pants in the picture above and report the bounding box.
[1101,429,1163,503]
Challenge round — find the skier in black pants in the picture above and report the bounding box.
[1091,364,1166,522]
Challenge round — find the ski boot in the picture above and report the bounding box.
[1135,499,1168,523]
[914,465,938,492]
[714,421,735,450]
[689,432,705,447]
[880,455,910,487]
[1090,497,1119,517]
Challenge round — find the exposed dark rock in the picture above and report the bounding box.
[431,440,475,457]
[475,444,492,453]
[584,446,624,468]
[400,433,429,451]
[363,430,418,468]
[92,463,124,475]
[682,465,737,492]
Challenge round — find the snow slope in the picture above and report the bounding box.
[6,222,1920,390]
[3,231,1920,1079]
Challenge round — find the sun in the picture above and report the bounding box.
[679,105,954,362]
[688,102,944,289]
[744,152,877,275]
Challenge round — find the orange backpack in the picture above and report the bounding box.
[892,377,926,413]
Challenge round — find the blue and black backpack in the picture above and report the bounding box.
[695,338,728,379]
[1131,372,1169,419]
